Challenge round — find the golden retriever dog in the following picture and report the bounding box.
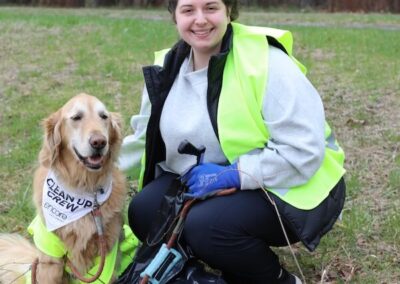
[0,93,128,284]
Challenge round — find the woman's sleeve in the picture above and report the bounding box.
[238,46,326,190]
[118,87,151,180]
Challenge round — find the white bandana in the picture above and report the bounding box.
[42,170,112,231]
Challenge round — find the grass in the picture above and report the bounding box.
[1,7,399,283]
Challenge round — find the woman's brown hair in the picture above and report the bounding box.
[167,0,239,22]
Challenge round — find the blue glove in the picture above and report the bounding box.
[182,163,240,199]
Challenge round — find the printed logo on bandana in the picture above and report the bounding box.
[42,170,112,231]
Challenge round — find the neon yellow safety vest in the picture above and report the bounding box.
[141,22,345,210]
[26,216,138,284]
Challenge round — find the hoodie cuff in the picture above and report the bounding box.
[238,154,264,190]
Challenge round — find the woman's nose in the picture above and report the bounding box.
[194,11,207,25]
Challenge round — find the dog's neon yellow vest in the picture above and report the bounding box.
[26,216,138,284]
[139,22,345,210]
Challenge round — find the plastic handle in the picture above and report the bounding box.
[177,139,205,165]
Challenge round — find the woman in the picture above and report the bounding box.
[119,0,346,282]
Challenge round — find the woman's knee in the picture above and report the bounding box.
[128,172,179,240]
[128,192,150,241]
[181,192,284,281]
[182,197,244,261]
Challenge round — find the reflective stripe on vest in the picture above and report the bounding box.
[218,22,345,209]
[27,216,138,284]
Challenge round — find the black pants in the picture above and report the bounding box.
[128,172,299,283]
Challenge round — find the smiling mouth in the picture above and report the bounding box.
[73,147,104,170]
[192,28,213,36]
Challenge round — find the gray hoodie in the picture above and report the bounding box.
[119,46,325,190]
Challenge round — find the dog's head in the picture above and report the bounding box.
[39,93,122,172]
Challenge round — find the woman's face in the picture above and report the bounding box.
[175,0,230,58]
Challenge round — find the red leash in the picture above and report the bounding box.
[66,208,107,283]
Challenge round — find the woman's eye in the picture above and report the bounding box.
[179,6,193,14]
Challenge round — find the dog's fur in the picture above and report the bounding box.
[0,93,126,284]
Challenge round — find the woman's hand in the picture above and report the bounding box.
[182,163,240,199]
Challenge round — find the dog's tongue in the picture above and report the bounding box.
[88,155,103,165]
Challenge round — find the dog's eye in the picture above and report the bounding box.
[71,114,82,121]
[100,113,108,120]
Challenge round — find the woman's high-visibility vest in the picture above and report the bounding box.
[141,22,345,210]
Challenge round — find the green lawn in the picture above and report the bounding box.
[0,7,399,283]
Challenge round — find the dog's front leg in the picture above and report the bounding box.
[35,253,64,284]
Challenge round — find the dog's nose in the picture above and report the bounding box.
[89,134,107,150]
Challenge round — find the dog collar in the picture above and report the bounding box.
[42,170,112,231]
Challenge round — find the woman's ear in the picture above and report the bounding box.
[39,110,62,167]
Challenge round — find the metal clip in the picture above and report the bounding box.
[93,191,100,210]
[92,191,104,236]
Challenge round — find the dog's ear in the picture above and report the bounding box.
[39,110,62,167]
[109,112,123,153]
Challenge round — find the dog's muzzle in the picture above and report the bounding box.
[73,133,108,170]
[73,146,106,170]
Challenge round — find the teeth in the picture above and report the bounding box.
[194,30,209,35]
